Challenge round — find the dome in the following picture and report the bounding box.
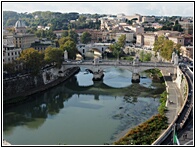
[15,20,26,28]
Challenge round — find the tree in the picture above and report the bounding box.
[60,40,78,59]
[117,34,126,48]
[44,47,64,68]
[62,30,69,37]
[140,51,152,62]
[110,43,122,60]
[69,30,78,43]
[80,32,91,44]
[153,36,165,53]
[58,37,75,46]
[18,48,44,75]
[172,21,183,32]
[153,36,176,61]
[3,62,16,76]
[161,40,174,60]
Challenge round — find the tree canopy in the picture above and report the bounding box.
[17,48,44,75]
[109,43,122,60]
[60,40,78,59]
[153,36,181,61]
[44,47,64,68]
[80,32,92,44]
[61,30,78,43]
[117,34,126,48]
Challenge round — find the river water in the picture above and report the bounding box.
[3,67,165,145]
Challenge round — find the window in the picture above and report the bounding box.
[8,53,9,56]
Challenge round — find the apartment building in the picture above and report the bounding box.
[168,36,184,46]
[127,25,144,34]
[3,36,22,64]
[180,46,193,59]
[182,34,193,46]
[136,33,157,48]
[115,32,135,43]
[179,21,193,35]
[14,20,36,49]
[154,30,181,37]
[142,16,155,23]
[3,20,36,64]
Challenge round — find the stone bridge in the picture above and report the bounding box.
[63,60,177,74]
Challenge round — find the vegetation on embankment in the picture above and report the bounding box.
[114,69,168,145]
[145,68,165,83]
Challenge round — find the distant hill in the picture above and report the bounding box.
[3,10,102,31]
[3,11,19,26]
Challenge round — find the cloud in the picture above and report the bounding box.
[2,2,194,16]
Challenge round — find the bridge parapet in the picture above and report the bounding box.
[63,60,175,73]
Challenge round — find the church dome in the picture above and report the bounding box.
[15,20,26,28]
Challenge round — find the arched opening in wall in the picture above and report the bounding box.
[83,49,85,54]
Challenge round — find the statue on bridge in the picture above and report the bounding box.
[132,56,140,83]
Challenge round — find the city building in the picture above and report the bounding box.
[3,36,22,64]
[182,34,193,46]
[31,38,53,51]
[168,36,184,46]
[179,20,193,35]
[141,16,155,23]
[14,20,36,49]
[136,33,157,48]
[125,14,142,23]
[180,46,193,59]
[3,20,36,64]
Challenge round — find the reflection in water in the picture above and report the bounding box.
[3,67,165,145]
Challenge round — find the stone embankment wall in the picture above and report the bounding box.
[3,66,80,104]
[3,74,44,98]
[175,66,188,103]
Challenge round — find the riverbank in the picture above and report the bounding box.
[4,66,80,106]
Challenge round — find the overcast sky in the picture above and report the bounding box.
[2,1,194,16]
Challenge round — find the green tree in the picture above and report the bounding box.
[44,47,64,68]
[140,51,152,62]
[80,32,91,44]
[110,43,122,60]
[153,36,165,53]
[60,40,78,59]
[3,62,16,75]
[153,36,178,60]
[58,37,74,47]
[162,40,174,60]
[18,48,44,75]
[172,21,183,32]
[62,30,69,37]
[69,30,78,43]
[117,34,126,48]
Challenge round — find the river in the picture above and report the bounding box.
[3,67,165,145]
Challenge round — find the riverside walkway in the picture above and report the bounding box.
[161,69,182,124]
